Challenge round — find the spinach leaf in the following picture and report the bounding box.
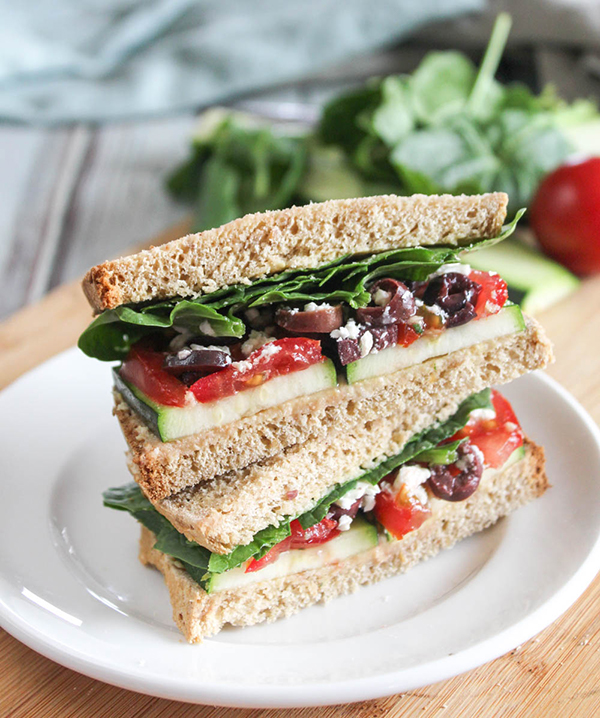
[79,218,522,362]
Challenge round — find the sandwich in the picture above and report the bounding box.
[79,193,553,641]
[80,194,549,498]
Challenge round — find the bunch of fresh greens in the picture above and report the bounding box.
[166,14,597,227]
[166,108,308,232]
[104,389,491,592]
[78,212,522,361]
[318,13,596,213]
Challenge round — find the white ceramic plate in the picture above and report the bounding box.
[1,349,600,708]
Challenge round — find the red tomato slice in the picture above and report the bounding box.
[120,344,188,407]
[245,517,340,573]
[397,323,420,347]
[469,270,508,318]
[373,489,431,540]
[190,337,324,404]
[289,517,340,548]
[451,390,523,469]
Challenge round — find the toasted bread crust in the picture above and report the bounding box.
[83,193,507,312]
[139,439,548,642]
[116,317,553,505]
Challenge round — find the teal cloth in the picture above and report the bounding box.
[0,0,483,124]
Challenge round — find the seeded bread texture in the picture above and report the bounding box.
[139,439,547,642]
[83,193,507,312]
[116,316,552,504]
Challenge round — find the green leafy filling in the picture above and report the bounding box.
[104,389,491,591]
[78,212,522,361]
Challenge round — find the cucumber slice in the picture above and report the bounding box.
[207,517,378,594]
[115,359,337,442]
[467,238,579,315]
[501,443,526,470]
[346,305,525,385]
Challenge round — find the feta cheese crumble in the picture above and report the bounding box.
[304,301,332,311]
[373,288,391,306]
[335,481,381,511]
[468,407,496,422]
[359,330,374,358]
[330,318,361,341]
[241,330,276,357]
[337,515,353,531]
[392,465,431,505]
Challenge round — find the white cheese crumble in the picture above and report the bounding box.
[335,481,381,511]
[330,318,361,341]
[424,303,445,316]
[373,288,391,306]
[337,515,353,531]
[469,407,496,422]
[199,320,216,337]
[427,263,472,280]
[177,349,192,360]
[392,465,431,505]
[304,301,332,311]
[241,330,276,357]
[190,343,232,355]
[259,342,282,359]
[232,359,252,372]
[359,330,374,358]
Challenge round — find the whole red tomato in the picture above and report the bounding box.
[530,157,600,276]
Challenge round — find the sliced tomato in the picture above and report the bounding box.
[244,536,292,573]
[190,337,324,404]
[373,489,431,540]
[450,389,523,469]
[289,517,339,548]
[120,344,188,407]
[397,322,420,347]
[469,270,508,318]
[245,517,340,573]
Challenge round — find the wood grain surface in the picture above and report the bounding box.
[1,224,600,717]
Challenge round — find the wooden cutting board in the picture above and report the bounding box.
[2,224,600,718]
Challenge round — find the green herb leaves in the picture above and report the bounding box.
[166,108,308,232]
[318,14,596,213]
[78,222,522,362]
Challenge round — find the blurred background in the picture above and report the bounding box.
[2,0,600,320]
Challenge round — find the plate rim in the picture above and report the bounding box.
[1,349,600,708]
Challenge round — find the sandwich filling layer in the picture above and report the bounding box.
[80,212,524,442]
[105,388,526,593]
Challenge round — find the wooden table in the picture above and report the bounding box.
[1,222,600,717]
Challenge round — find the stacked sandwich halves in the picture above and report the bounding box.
[80,193,552,642]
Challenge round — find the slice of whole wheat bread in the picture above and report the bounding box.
[139,439,547,642]
[118,316,552,505]
[83,193,507,312]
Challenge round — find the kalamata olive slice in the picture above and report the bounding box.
[356,279,416,326]
[163,348,231,375]
[275,304,343,334]
[336,337,362,365]
[370,324,399,352]
[335,324,399,366]
[422,273,481,314]
[426,442,484,502]
[445,304,477,328]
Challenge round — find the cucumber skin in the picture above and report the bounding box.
[112,369,161,437]
[114,358,339,442]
